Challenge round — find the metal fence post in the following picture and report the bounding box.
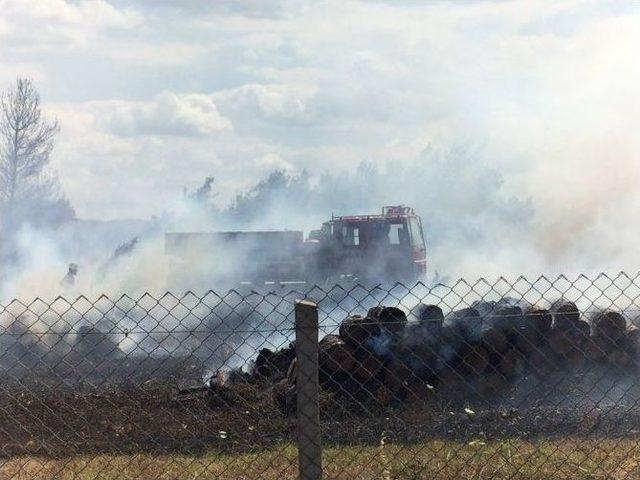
[295,299,322,480]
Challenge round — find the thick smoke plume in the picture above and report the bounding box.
[0,145,636,389]
[0,144,528,301]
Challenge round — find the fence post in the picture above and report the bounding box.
[295,299,322,480]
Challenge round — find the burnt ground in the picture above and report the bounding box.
[1,362,640,460]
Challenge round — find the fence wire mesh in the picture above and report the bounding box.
[1,272,640,478]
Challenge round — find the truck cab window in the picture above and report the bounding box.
[341,225,360,246]
[388,223,406,245]
[409,217,424,246]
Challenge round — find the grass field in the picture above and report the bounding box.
[2,438,639,480]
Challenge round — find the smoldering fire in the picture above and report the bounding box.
[201,300,640,413]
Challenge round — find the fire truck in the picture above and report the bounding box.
[165,206,426,286]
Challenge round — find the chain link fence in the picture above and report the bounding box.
[1,272,640,478]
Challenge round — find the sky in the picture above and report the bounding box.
[1,0,640,277]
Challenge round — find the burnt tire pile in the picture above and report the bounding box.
[262,301,640,413]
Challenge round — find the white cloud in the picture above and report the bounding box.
[48,99,266,219]
[213,83,313,122]
[0,15,7,36]
[254,153,293,172]
[0,63,46,87]
[0,0,140,51]
[92,92,232,137]
[103,42,208,66]
[4,0,640,275]
[113,0,298,19]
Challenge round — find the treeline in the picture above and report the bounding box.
[187,149,529,273]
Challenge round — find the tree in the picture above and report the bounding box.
[187,176,217,203]
[0,78,73,227]
[226,170,290,225]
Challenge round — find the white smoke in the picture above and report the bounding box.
[0,187,263,302]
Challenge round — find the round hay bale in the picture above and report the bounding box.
[547,329,574,357]
[575,320,591,339]
[514,327,544,356]
[481,328,509,354]
[352,349,384,381]
[584,337,607,362]
[528,348,556,375]
[412,304,444,328]
[592,311,627,343]
[524,308,553,335]
[397,341,440,380]
[552,301,581,330]
[445,307,482,344]
[608,349,632,369]
[384,356,412,393]
[319,335,357,373]
[369,306,407,333]
[489,306,523,334]
[339,314,380,347]
[624,329,640,361]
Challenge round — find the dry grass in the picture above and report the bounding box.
[2,437,640,479]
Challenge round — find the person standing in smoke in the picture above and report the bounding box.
[60,263,78,287]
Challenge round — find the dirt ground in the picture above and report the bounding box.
[0,355,639,480]
[1,374,639,459]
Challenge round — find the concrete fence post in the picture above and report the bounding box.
[295,299,322,480]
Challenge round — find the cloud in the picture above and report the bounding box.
[0,0,140,52]
[4,0,640,277]
[213,83,313,122]
[254,153,293,172]
[93,92,232,137]
[110,0,297,19]
[0,64,46,87]
[103,42,208,66]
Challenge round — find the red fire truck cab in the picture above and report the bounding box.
[307,205,427,284]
